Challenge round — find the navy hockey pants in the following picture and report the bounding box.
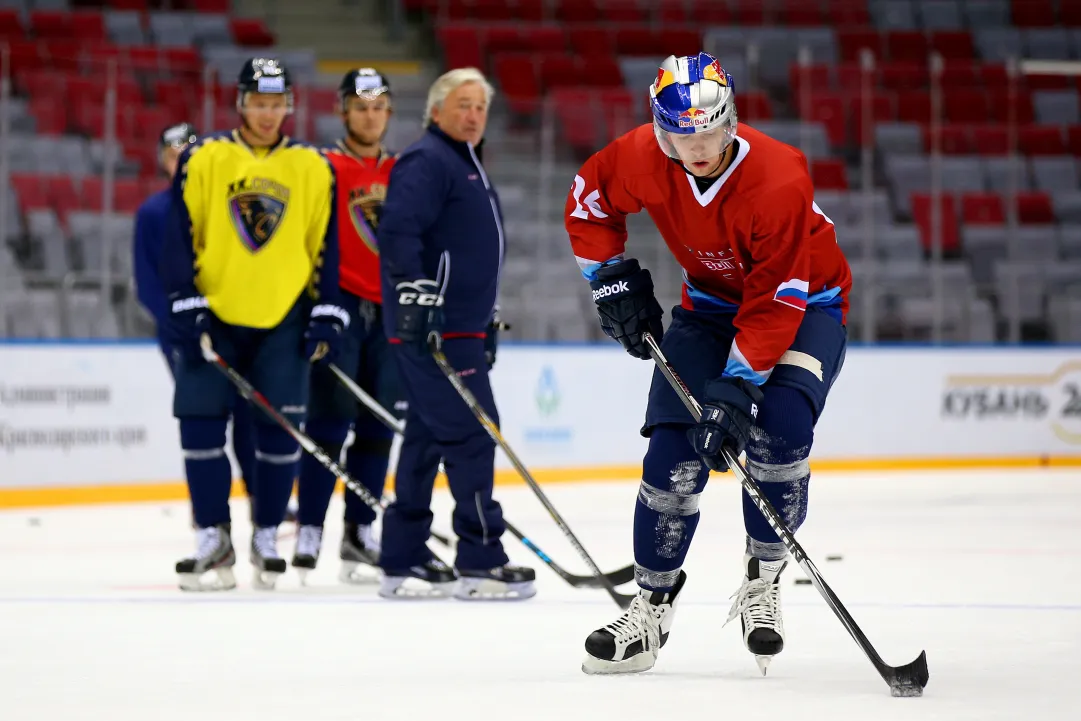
[380,337,509,572]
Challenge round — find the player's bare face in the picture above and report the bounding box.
[670,128,728,177]
[160,146,182,180]
[343,96,391,148]
[433,82,488,145]
[241,94,289,146]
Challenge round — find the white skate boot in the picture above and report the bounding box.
[726,554,787,675]
[339,522,381,584]
[581,570,686,674]
[176,524,237,592]
[290,525,323,586]
[250,526,287,590]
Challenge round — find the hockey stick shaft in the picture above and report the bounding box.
[643,332,928,695]
[322,364,455,548]
[196,335,451,563]
[328,362,635,589]
[428,337,634,609]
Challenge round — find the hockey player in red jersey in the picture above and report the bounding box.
[291,68,404,584]
[572,53,851,675]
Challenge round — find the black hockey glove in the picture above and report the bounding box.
[589,259,664,360]
[305,303,350,365]
[163,290,211,365]
[688,376,765,472]
[394,278,444,353]
[485,308,510,368]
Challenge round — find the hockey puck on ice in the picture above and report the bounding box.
[794,578,811,585]
[826,554,843,561]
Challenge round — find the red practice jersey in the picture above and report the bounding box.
[566,123,851,384]
[323,142,395,303]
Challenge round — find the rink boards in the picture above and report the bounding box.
[1,341,1080,507]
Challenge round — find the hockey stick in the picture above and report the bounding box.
[427,336,635,609]
[328,362,636,590]
[642,332,928,697]
[197,335,450,565]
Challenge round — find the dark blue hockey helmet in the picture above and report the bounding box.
[236,57,293,113]
[338,68,392,111]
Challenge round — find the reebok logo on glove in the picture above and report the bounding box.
[591,280,630,302]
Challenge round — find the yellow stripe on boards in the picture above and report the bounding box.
[2,456,1080,510]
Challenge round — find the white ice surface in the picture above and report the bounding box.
[1,469,1078,721]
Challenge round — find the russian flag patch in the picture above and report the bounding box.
[773,279,809,311]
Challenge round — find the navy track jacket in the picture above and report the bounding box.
[132,188,172,345]
[378,125,505,337]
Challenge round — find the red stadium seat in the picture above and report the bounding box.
[516,0,547,21]
[519,25,567,53]
[0,9,24,40]
[1010,0,1055,26]
[493,54,541,113]
[1067,125,1081,156]
[739,90,774,123]
[930,32,974,60]
[911,193,960,253]
[602,0,649,22]
[972,124,1010,155]
[658,28,702,57]
[924,124,975,154]
[801,91,846,147]
[732,0,766,24]
[811,158,848,189]
[895,90,931,124]
[11,173,50,212]
[1015,191,1054,223]
[472,0,515,21]
[568,25,615,57]
[827,0,871,26]
[838,29,883,62]
[229,18,274,47]
[556,0,601,23]
[886,31,929,63]
[615,26,664,56]
[657,0,691,23]
[1018,125,1067,155]
[689,0,735,23]
[436,25,483,70]
[540,54,580,91]
[29,11,75,40]
[944,89,990,124]
[881,62,927,91]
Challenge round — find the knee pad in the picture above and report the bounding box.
[179,418,228,457]
[256,424,301,465]
[305,419,351,447]
[640,424,711,515]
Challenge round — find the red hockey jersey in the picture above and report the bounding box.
[565,123,851,385]
[323,142,395,304]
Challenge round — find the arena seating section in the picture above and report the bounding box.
[3,0,1081,342]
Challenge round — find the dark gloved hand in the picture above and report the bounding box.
[305,303,350,365]
[688,376,765,472]
[588,259,664,359]
[394,278,444,353]
[163,291,211,365]
[485,308,510,368]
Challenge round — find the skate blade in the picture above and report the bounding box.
[178,567,236,592]
[378,576,454,600]
[581,650,658,675]
[339,560,382,585]
[252,567,284,590]
[453,578,537,601]
[755,655,773,676]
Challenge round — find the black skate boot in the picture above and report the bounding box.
[250,526,288,590]
[339,521,381,584]
[176,523,237,592]
[726,554,787,675]
[379,557,458,600]
[454,564,536,601]
[582,570,687,674]
[290,525,323,586]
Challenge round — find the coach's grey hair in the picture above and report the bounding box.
[422,67,495,128]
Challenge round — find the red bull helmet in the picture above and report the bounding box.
[649,52,738,161]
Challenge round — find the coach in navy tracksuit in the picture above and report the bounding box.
[133,123,256,495]
[377,68,534,598]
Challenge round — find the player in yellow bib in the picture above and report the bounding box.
[162,58,349,592]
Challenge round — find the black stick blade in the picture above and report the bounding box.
[575,563,636,588]
[888,650,929,697]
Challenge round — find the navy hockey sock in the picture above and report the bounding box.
[180,418,232,528]
[743,385,814,561]
[253,424,301,528]
[296,419,350,527]
[343,414,394,526]
[230,399,257,498]
[633,424,711,591]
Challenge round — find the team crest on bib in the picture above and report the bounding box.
[227,177,291,252]
[348,183,385,255]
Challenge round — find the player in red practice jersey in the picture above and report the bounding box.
[572,53,851,676]
[291,68,404,585]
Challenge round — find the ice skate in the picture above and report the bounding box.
[339,522,381,585]
[379,558,457,599]
[454,564,536,601]
[176,524,237,592]
[581,570,686,674]
[250,526,287,590]
[726,554,787,675]
[290,525,323,585]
